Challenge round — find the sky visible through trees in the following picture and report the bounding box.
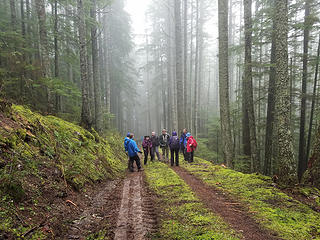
[1,0,320,184]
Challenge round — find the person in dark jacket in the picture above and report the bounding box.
[142,136,152,165]
[159,129,170,162]
[127,133,143,172]
[169,131,180,166]
[150,132,160,161]
[180,129,187,160]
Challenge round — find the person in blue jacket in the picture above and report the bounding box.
[180,128,187,160]
[127,133,143,172]
[124,132,131,153]
[124,132,131,169]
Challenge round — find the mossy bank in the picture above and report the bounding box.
[0,100,127,239]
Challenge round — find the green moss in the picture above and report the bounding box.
[145,162,240,240]
[181,158,320,240]
[0,104,127,239]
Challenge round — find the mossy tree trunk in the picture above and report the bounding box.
[78,0,92,130]
[274,0,297,185]
[90,0,102,133]
[243,0,259,172]
[218,0,234,168]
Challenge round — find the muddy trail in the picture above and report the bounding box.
[173,166,280,240]
[113,172,158,240]
[65,170,157,240]
[67,179,123,239]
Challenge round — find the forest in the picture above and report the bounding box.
[1,0,320,239]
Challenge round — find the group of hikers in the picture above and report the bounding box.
[124,128,198,172]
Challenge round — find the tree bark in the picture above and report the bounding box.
[90,0,102,133]
[274,0,297,184]
[52,0,60,112]
[78,0,92,130]
[306,35,320,166]
[264,16,276,176]
[243,0,259,172]
[9,0,17,30]
[175,0,184,132]
[218,0,234,167]
[35,0,53,113]
[183,0,188,129]
[193,0,199,137]
[298,0,312,182]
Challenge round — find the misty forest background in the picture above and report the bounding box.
[1,0,320,185]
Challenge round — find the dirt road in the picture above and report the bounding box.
[173,166,280,240]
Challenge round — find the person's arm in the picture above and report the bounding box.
[135,141,142,153]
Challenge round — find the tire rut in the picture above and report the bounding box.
[114,172,157,240]
[173,166,280,240]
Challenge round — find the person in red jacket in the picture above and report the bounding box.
[186,133,197,163]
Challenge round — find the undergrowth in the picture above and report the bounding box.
[145,161,240,240]
[181,158,320,240]
[0,102,126,239]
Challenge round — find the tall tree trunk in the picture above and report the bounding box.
[183,0,188,129]
[197,0,204,135]
[274,0,297,184]
[103,9,111,114]
[306,35,320,166]
[298,0,312,182]
[175,0,184,132]
[264,17,276,176]
[243,0,259,172]
[90,0,102,133]
[10,0,17,30]
[35,0,53,113]
[193,0,199,136]
[21,0,26,36]
[52,0,60,112]
[78,0,92,130]
[189,0,194,132]
[218,0,234,167]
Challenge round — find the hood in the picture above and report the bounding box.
[172,131,177,136]
[186,132,191,138]
[126,132,131,137]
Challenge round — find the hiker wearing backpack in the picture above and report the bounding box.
[186,133,197,163]
[169,131,180,166]
[142,136,152,165]
[159,129,170,162]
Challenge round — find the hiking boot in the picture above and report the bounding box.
[138,168,144,172]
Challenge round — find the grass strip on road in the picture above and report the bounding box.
[180,158,320,240]
[144,161,240,240]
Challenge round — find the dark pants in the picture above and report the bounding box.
[129,155,141,172]
[143,148,150,165]
[181,146,186,160]
[151,146,160,160]
[187,151,194,163]
[170,148,179,166]
[161,146,169,161]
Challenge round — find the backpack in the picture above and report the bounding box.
[171,136,180,149]
[191,138,198,150]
